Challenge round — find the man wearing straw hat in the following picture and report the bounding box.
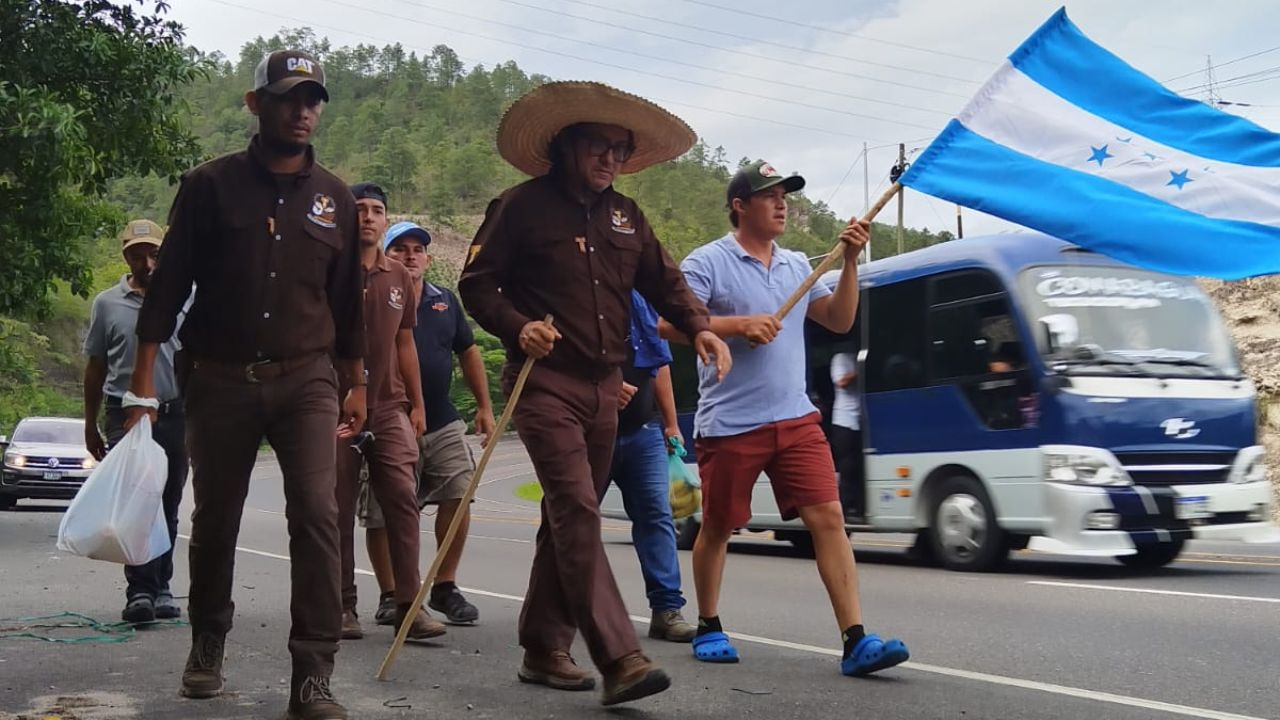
[661,160,909,677]
[459,81,731,706]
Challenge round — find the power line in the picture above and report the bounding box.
[547,0,983,84]
[305,0,941,131]
[1176,64,1280,94]
[206,0,937,141]
[1163,45,1280,83]
[385,0,955,118]
[675,0,991,65]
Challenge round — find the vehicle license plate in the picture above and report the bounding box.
[1176,495,1211,520]
[43,471,63,480]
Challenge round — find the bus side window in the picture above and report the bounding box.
[927,271,1029,430]
[864,278,929,393]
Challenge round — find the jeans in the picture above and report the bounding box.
[604,421,685,612]
[104,405,189,600]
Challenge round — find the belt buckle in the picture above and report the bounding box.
[245,360,270,384]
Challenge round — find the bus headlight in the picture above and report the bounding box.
[1042,445,1132,486]
[1229,446,1267,484]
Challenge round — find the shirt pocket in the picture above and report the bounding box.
[606,233,643,288]
[302,221,343,288]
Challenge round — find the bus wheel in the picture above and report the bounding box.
[675,517,700,551]
[929,476,1008,572]
[1116,539,1185,570]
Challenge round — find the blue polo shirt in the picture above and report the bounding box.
[681,234,831,438]
[413,282,475,432]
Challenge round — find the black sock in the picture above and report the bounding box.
[842,624,866,656]
[696,616,723,637]
[431,581,457,601]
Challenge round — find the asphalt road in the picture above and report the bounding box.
[2,435,1278,720]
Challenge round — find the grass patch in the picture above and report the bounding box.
[514,481,543,503]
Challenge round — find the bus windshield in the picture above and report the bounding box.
[1018,266,1240,378]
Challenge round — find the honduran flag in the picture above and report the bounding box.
[899,8,1280,280]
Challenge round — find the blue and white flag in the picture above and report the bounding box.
[900,8,1280,280]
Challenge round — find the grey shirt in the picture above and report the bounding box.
[84,275,183,402]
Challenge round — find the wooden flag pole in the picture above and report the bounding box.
[773,182,902,322]
[377,315,554,681]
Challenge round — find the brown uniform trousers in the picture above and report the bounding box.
[336,403,421,609]
[506,363,641,670]
[184,354,342,675]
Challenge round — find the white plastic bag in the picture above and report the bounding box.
[57,415,170,565]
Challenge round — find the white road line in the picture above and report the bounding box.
[1028,580,1280,604]
[175,535,1267,720]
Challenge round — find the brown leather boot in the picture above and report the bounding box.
[179,632,225,699]
[394,604,446,641]
[340,609,363,640]
[517,649,596,691]
[648,609,696,643]
[286,674,348,720]
[601,652,670,706]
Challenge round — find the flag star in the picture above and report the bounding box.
[1088,144,1114,167]
[1167,169,1193,190]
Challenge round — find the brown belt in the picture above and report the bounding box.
[191,352,324,384]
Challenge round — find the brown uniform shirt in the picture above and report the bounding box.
[137,136,364,363]
[458,174,710,377]
[363,254,417,410]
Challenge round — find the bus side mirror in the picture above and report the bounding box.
[1039,320,1057,355]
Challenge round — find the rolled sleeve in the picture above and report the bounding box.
[138,173,201,344]
[458,197,532,347]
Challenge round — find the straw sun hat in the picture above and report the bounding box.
[496,81,697,177]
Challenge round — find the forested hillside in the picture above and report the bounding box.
[6,28,955,432]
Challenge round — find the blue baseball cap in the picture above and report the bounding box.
[384,221,432,252]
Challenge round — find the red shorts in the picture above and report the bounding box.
[695,412,840,529]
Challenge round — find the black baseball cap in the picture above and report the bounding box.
[350,182,388,209]
[253,50,329,102]
[727,159,805,206]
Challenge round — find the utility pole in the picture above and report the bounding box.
[893,143,906,256]
[956,204,964,239]
[862,141,871,262]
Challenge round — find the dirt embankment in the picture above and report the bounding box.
[1204,277,1280,520]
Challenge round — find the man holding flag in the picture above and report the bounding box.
[660,160,908,677]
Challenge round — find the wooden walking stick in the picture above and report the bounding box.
[377,315,554,680]
[773,182,903,322]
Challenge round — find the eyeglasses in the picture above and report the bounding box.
[580,135,635,164]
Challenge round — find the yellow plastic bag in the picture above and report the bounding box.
[667,437,702,520]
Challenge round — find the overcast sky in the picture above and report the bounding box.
[167,0,1279,238]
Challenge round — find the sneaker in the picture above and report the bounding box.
[601,652,670,706]
[122,595,155,625]
[286,674,348,720]
[394,605,447,641]
[180,633,225,699]
[428,585,479,625]
[374,591,396,626]
[648,609,695,643]
[517,649,596,691]
[154,593,181,620]
[340,609,363,640]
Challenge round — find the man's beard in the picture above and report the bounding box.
[133,271,151,288]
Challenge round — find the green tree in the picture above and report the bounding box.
[0,0,206,314]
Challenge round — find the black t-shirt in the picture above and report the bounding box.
[617,345,658,435]
[413,284,474,431]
